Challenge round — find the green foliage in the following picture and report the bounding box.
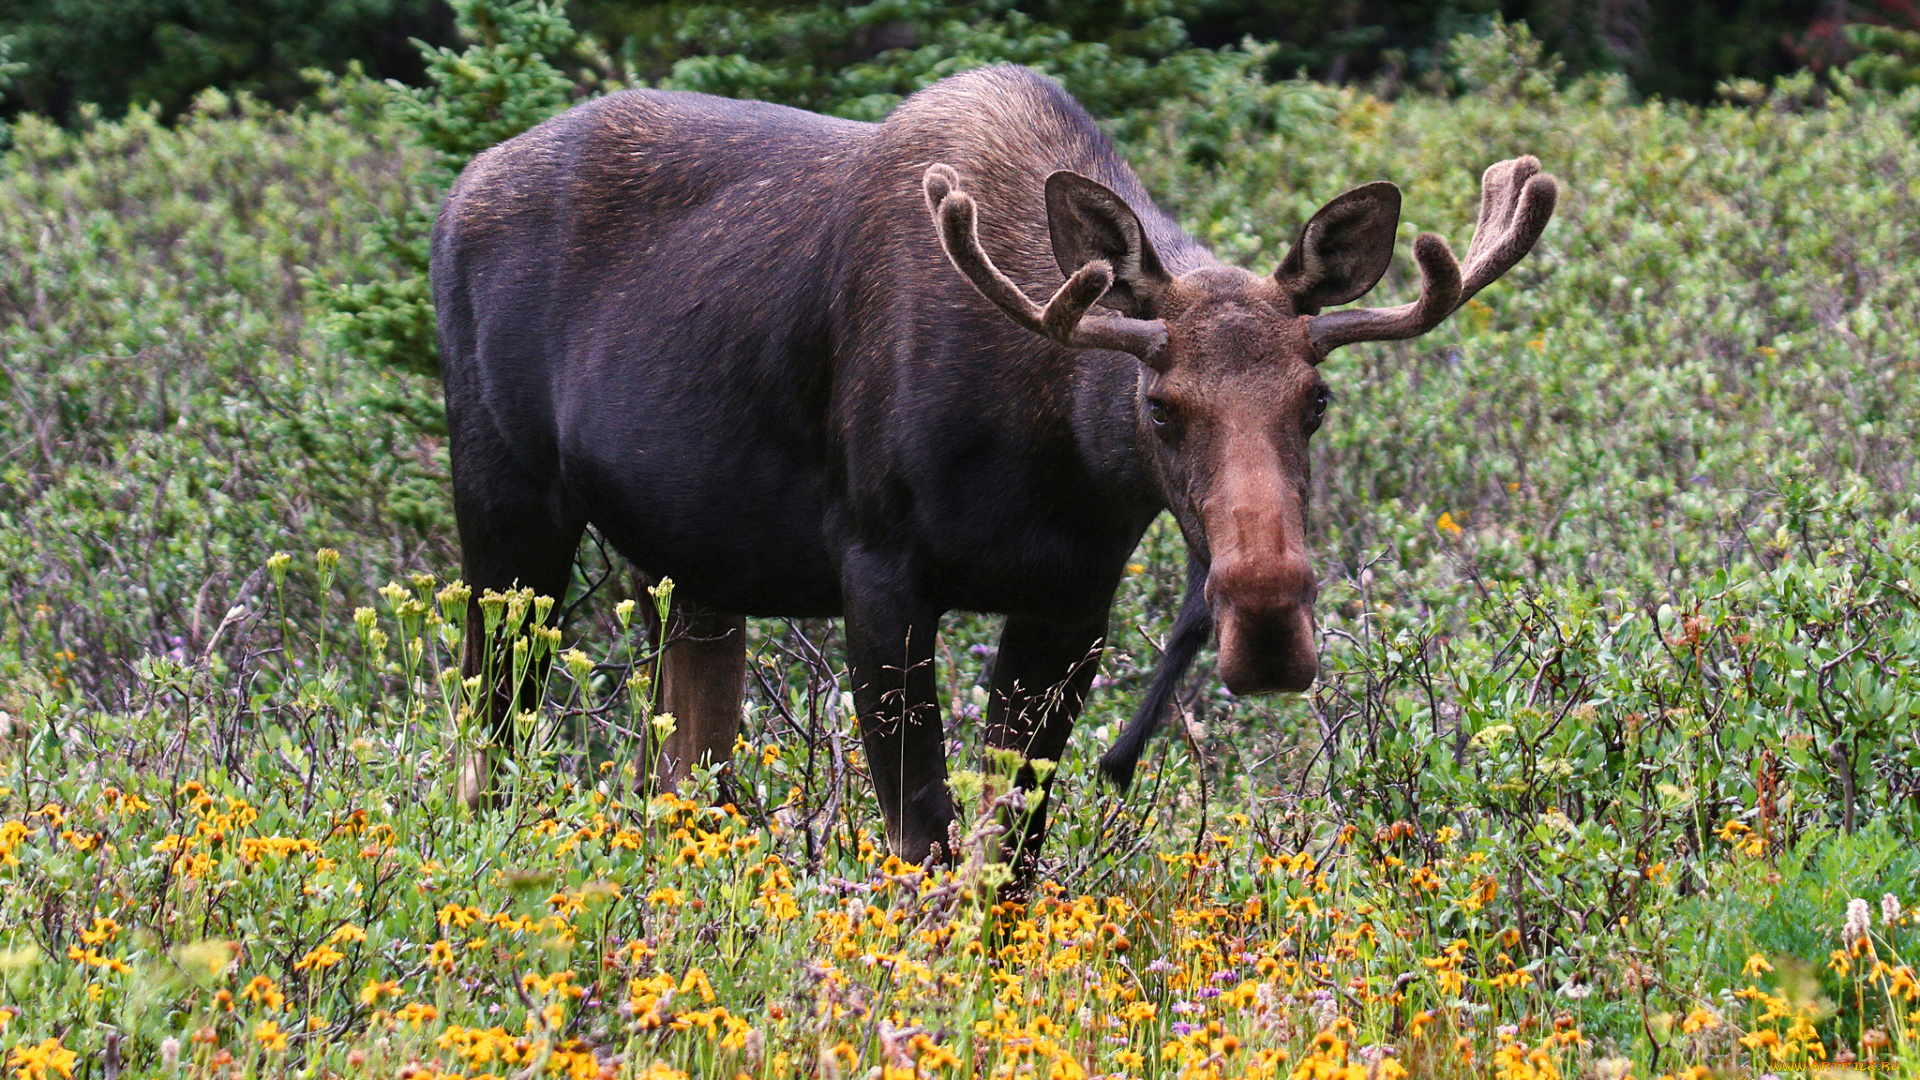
[1447,13,1561,100]
[308,177,442,377]
[1198,0,1498,86]
[13,35,1920,1073]
[0,0,447,122]
[0,0,1910,127]
[0,32,22,144]
[1146,2,1869,102]
[0,89,449,702]
[593,0,1253,123]
[1846,22,1920,93]
[1676,820,1920,1020]
[1529,0,1827,103]
[0,33,22,103]
[396,0,579,172]
[314,0,583,378]
[1310,512,1920,995]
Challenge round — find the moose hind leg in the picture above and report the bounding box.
[983,609,1109,885]
[652,611,748,797]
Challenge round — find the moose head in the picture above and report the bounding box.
[923,157,1557,777]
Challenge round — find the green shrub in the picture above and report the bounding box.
[1448,14,1562,101]
[1846,23,1920,93]
[0,87,448,701]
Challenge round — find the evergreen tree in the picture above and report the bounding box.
[0,0,449,122]
[314,0,582,378]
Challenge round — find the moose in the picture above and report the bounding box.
[434,64,1556,875]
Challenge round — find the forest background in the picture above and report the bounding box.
[7,0,1920,123]
[4,0,1920,1078]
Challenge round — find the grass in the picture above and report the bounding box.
[2,60,1920,1079]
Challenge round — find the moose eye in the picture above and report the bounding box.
[1147,398,1182,443]
[1304,387,1333,435]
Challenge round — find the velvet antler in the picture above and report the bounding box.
[1306,156,1558,355]
[924,164,1170,367]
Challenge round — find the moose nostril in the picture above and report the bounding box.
[1215,601,1318,696]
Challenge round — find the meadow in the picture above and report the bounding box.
[3,40,1920,1080]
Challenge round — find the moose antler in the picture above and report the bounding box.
[1307,156,1558,354]
[923,164,1169,366]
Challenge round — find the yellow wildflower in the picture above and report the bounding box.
[1682,1008,1719,1034]
[7,1038,77,1080]
[293,943,345,971]
[240,975,284,1010]
[680,967,716,1003]
[254,1020,288,1051]
[79,918,120,946]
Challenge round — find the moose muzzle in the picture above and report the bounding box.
[1208,573,1319,695]
[1201,485,1320,695]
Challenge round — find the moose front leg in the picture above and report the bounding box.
[452,479,583,809]
[842,562,955,865]
[984,608,1109,885]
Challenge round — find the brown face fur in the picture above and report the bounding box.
[1141,266,1327,694]
[931,167,1400,699]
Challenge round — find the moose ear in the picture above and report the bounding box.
[1045,171,1171,318]
[1274,181,1401,315]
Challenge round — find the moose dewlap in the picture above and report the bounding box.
[433,65,1556,879]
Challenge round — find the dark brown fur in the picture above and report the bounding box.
[434,66,1555,875]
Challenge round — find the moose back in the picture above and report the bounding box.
[433,65,1556,874]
